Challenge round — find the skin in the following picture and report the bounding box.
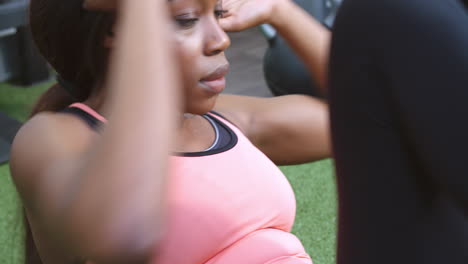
[10,0,331,263]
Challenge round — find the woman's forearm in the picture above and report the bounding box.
[270,0,331,92]
[65,0,180,261]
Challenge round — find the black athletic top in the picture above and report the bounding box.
[329,0,468,263]
[61,106,238,157]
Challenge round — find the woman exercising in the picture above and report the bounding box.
[12,0,466,263]
[10,0,331,263]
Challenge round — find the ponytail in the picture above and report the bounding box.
[29,82,77,118]
[24,0,115,262]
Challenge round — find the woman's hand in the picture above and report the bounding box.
[83,0,118,10]
[219,0,289,32]
[222,0,330,90]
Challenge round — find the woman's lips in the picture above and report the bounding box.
[199,64,230,93]
[199,77,226,94]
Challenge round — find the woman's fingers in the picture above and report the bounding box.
[220,0,275,32]
[220,15,244,32]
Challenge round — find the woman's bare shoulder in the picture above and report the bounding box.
[12,111,97,158]
[10,111,97,197]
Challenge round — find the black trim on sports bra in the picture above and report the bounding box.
[60,107,103,131]
[208,110,241,129]
[178,113,238,157]
[60,107,238,157]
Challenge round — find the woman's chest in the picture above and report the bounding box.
[155,147,297,263]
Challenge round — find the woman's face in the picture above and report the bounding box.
[169,0,231,115]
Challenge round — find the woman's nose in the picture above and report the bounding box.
[204,21,231,56]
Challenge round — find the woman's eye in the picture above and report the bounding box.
[175,17,199,29]
[214,10,227,19]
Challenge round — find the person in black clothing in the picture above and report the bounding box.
[329,0,468,263]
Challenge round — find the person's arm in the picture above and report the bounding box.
[217,0,331,163]
[10,0,181,263]
[220,0,331,91]
[215,94,330,165]
[269,0,331,91]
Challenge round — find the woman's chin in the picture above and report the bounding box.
[184,97,218,115]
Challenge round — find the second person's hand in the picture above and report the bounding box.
[219,0,290,32]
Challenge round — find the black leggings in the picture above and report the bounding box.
[328,0,468,263]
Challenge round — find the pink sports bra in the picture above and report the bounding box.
[65,103,312,264]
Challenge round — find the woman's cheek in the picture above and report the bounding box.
[177,33,204,78]
[174,37,200,91]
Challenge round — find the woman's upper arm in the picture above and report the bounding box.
[11,112,166,262]
[10,113,95,251]
[10,114,97,254]
[215,94,331,165]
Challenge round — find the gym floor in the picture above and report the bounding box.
[225,27,273,97]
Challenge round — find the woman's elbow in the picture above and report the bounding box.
[70,214,164,264]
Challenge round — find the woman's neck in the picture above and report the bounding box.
[83,91,196,127]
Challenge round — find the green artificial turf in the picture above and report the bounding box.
[0,164,25,264]
[0,81,337,264]
[285,160,337,264]
[0,81,53,122]
[0,81,52,263]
